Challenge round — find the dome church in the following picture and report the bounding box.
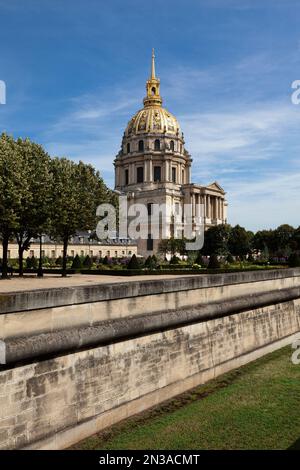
[114,50,228,256]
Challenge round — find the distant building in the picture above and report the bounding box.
[0,232,137,260]
[114,50,228,256]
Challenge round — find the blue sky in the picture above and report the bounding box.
[0,0,300,231]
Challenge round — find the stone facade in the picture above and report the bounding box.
[0,269,300,449]
[114,50,228,256]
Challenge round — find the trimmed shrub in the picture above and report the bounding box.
[127,254,140,270]
[26,256,38,269]
[71,254,82,269]
[170,255,180,265]
[226,253,234,263]
[208,254,221,269]
[83,255,92,268]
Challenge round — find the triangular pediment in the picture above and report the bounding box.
[207,181,225,193]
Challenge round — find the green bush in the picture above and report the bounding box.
[127,254,140,270]
[26,256,38,269]
[288,252,300,267]
[55,256,63,266]
[71,254,82,269]
[208,254,221,269]
[83,255,92,268]
[194,252,204,266]
[226,253,234,263]
[170,255,180,265]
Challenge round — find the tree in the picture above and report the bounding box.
[71,254,82,270]
[272,224,294,256]
[13,138,52,277]
[228,225,252,260]
[49,158,111,277]
[201,224,231,256]
[0,134,25,278]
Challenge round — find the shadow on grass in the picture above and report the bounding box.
[288,437,300,450]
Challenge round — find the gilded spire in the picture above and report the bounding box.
[144,49,162,108]
[151,48,156,79]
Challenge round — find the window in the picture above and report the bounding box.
[115,251,118,257]
[154,139,160,151]
[125,169,129,185]
[71,250,75,257]
[147,234,153,251]
[7,250,10,259]
[147,202,153,216]
[182,169,185,184]
[127,142,130,154]
[90,250,93,256]
[137,166,144,183]
[107,250,110,256]
[42,250,45,257]
[81,250,84,256]
[128,250,132,255]
[154,166,161,182]
[99,251,102,257]
[180,144,183,153]
[170,140,174,151]
[151,87,156,95]
[138,140,144,152]
[172,167,176,183]
[30,250,34,257]
[51,250,55,258]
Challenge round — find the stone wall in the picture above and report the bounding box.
[0,269,300,449]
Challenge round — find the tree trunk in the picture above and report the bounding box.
[1,234,9,279]
[18,244,24,277]
[37,235,43,277]
[62,237,68,277]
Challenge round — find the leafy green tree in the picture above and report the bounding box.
[13,138,52,277]
[201,224,231,256]
[272,224,295,256]
[49,158,111,277]
[0,134,25,278]
[228,225,252,260]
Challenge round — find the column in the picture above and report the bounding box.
[207,195,211,219]
[149,158,153,182]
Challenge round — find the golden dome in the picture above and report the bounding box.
[125,49,181,137]
[125,106,180,136]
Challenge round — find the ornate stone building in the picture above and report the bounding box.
[114,50,228,256]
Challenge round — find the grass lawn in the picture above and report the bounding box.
[72,346,300,450]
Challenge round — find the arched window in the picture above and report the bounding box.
[138,140,144,152]
[127,142,130,154]
[180,144,183,153]
[151,87,156,95]
[154,139,160,151]
[170,140,175,151]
